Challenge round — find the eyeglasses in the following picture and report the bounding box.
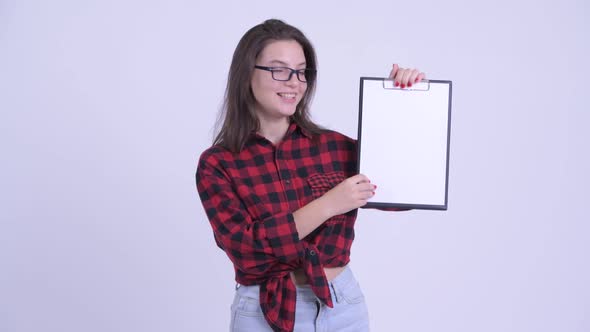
[254,65,316,83]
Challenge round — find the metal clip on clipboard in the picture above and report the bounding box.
[382,79,430,91]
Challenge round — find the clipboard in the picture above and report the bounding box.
[357,77,452,210]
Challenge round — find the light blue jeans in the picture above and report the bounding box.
[229,266,370,332]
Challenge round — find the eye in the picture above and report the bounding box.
[271,67,289,73]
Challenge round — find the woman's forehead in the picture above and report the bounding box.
[258,40,306,66]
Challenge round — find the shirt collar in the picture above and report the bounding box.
[249,121,313,142]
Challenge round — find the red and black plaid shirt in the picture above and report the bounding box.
[196,122,382,332]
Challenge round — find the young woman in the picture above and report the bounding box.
[196,19,425,332]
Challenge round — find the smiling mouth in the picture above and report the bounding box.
[277,93,296,100]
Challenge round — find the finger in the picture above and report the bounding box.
[394,68,404,86]
[361,190,374,200]
[356,183,376,192]
[407,69,420,86]
[414,72,426,83]
[390,64,400,87]
[396,68,408,88]
[400,69,414,88]
[350,173,370,184]
[389,63,399,80]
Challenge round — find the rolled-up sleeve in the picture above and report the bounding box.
[196,154,304,276]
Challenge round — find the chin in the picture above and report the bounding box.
[277,106,298,117]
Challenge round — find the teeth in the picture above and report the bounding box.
[278,93,296,98]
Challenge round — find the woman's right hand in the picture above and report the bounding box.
[293,174,376,238]
[320,174,376,218]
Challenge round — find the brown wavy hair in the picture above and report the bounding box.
[213,19,324,153]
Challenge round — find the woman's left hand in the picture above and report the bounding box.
[389,64,426,89]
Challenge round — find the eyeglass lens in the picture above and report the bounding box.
[272,68,310,82]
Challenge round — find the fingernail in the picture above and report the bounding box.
[415,77,420,83]
[395,81,400,87]
[400,84,406,89]
[408,82,413,87]
[374,185,377,189]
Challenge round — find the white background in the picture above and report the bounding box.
[1,0,588,331]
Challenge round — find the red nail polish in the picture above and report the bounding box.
[395,81,400,87]
[408,82,413,87]
[400,84,406,89]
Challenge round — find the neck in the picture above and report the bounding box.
[257,115,290,145]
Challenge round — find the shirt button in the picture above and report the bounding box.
[309,250,316,256]
[285,180,291,184]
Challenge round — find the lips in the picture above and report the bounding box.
[277,92,296,100]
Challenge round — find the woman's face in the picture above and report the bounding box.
[250,39,308,123]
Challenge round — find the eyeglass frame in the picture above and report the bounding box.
[254,65,316,83]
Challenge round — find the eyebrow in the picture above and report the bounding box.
[269,60,307,67]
